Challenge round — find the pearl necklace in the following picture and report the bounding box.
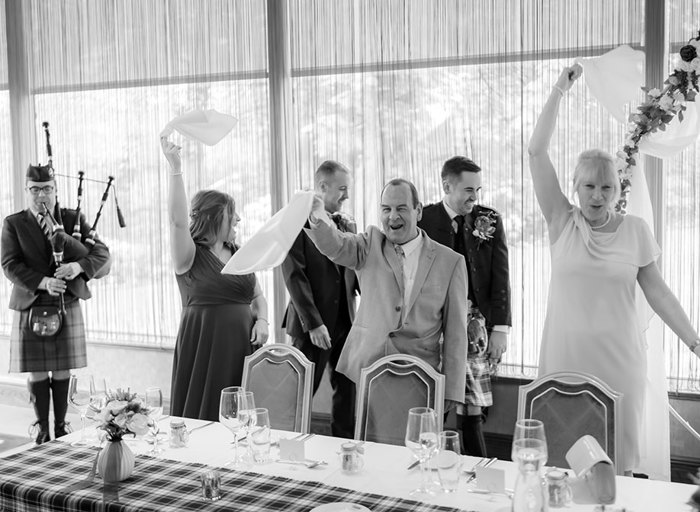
[590,211,612,230]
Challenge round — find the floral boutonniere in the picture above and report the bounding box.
[472,211,498,247]
[330,212,357,233]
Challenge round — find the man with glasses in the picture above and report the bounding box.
[1,164,111,444]
[419,156,511,457]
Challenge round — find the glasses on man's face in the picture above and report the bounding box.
[26,185,55,195]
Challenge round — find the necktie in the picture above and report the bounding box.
[453,215,466,256]
[38,214,52,239]
[394,244,405,282]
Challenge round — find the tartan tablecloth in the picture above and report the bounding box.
[0,442,464,512]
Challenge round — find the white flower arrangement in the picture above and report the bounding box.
[615,31,700,213]
[96,389,153,441]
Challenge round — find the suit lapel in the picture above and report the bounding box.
[405,234,436,314]
[23,209,51,256]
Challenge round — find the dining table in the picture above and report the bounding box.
[0,417,697,511]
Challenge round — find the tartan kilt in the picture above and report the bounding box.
[9,299,87,373]
[465,354,493,407]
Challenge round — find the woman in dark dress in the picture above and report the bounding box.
[161,137,269,420]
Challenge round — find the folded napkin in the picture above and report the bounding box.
[160,109,237,146]
[222,191,315,275]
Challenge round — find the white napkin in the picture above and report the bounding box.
[160,109,237,146]
[221,191,315,275]
[575,45,645,124]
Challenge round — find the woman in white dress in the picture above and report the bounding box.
[528,65,700,474]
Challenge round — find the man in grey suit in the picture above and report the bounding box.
[306,178,469,409]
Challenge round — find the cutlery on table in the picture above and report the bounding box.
[276,459,327,469]
[188,421,215,433]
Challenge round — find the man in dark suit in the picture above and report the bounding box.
[281,160,357,438]
[1,164,111,444]
[418,156,511,456]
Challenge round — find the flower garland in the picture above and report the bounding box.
[615,30,700,213]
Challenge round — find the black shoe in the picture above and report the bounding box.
[29,421,51,445]
[54,421,73,438]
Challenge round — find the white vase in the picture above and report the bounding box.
[97,440,135,482]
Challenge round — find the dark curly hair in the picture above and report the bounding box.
[189,189,236,246]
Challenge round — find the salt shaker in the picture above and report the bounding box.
[339,442,364,474]
[169,418,189,448]
[546,469,572,508]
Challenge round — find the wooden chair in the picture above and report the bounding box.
[354,354,445,445]
[517,371,623,474]
[241,343,314,433]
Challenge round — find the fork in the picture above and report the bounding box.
[277,459,327,468]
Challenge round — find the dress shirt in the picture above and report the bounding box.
[441,200,510,335]
[396,232,422,307]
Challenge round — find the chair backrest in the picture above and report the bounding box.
[354,354,445,445]
[517,371,623,474]
[241,343,314,433]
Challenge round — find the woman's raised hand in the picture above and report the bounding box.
[555,64,583,93]
[160,136,182,175]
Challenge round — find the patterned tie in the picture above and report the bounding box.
[453,215,466,256]
[38,213,52,239]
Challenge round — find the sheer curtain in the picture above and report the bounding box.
[288,0,641,376]
[0,0,272,346]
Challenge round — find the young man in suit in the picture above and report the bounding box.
[1,165,111,444]
[306,178,469,412]
[281,161,357,438]
[418,156,511,456]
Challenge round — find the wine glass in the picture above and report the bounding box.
[219,387,251,467]
[511,418,548,470]
[145,387,164,455]
[405,407,439,496]
[68,374,95,446]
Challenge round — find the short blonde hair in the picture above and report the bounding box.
[572,149,621,209]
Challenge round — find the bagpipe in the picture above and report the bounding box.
[40,121,126,248]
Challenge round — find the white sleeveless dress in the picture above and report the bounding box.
[539,207,660,470]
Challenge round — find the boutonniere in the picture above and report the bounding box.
[330,212,357,232]
[472,211,498,247]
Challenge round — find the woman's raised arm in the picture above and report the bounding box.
[528,65,582,230]
[161,137,196,274]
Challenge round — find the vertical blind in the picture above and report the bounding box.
[0,0,699,390]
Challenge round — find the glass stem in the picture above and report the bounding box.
[419,459,430,490]
[233,434,239,461]
[80,413,86,443]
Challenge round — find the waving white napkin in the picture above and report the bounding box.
[575,45,645,124]
[221,191,315,275]
[160,109,237,146]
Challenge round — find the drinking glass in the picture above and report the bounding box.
[145,387,164,455]
[219,386,251,467]
[405,407,439,496]
[248,408,271,464]
[511,419,548,469]
[68,374,95,446]
[436,430,462,492]
[511,419,548,512]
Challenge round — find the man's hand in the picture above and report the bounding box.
[309,324,331,350]
[41,277,67,296]
[486,331,507,364]
[54,262,83,281]
[444,399,461,414]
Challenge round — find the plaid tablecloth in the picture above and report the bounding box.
[0,442,464,512]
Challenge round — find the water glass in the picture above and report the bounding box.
[145,387,164,455]
[249,408,271,464]
[68,374,95,446]
[436,430,462,492]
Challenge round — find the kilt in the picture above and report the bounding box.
[464,309,493,407]
[9,298,87,373]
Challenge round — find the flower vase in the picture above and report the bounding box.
[97,440,135,482]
